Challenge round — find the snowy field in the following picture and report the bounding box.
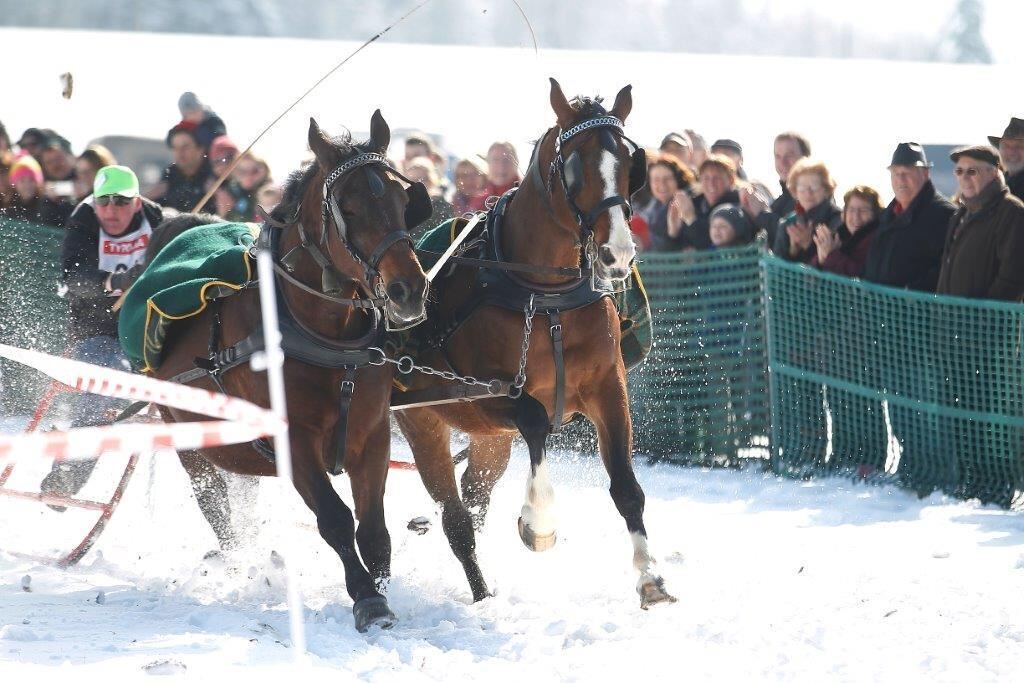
[2,436,1023,681]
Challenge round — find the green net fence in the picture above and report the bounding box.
[763,255,1024,508]
[0,217,69,416]
[629,244,770,463]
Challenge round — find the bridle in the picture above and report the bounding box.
[540,114,646,273]
[259,150,429,331]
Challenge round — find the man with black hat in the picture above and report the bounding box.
[988,117,1024,201]
[863,142,955,292]
[937,145,1024,300]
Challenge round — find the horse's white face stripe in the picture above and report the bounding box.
[520,460,556,536]
[598,150,636,269]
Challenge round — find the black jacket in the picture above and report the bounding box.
[61,197,164,341]
[1008,169,1024,202]
[862,180,955,292]
[680,189,742,250]
[771,197,843,264]
[936,180,1024,301]
[156,162,213,213]
[757,179,796,246]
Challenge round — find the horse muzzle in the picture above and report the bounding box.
[383,278,429,330]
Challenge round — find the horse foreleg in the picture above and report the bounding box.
[460,432,515,531]
[395,408,490,602]
[347,419,393,592]
[586,372,677,610]
[290,435,395,632]
[177,449,236,551]
[515,392,557,552]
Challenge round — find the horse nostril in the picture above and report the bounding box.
[387,281,411,305]
[600,245,617,266]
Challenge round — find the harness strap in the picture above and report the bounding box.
[548,309,565,433]
[367,231,413,271]
[329,367,357,475]
[272,261,385,308]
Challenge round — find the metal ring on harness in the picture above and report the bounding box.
[396,356,415,374]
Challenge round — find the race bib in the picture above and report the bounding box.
[97,218,153,275]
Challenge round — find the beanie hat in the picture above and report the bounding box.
[178,91,203,116]
[209,135,240,163]
[710,203,754,243]
[9,154,44,186]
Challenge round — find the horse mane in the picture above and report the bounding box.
[272,130,372,222]
[568,95,608,119]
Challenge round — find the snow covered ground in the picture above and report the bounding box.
[2,437,1023,681]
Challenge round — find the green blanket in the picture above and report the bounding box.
[118,222,258,372]
[406,219,653,371]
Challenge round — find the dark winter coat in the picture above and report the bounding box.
[680,188,742,250]
[156,162,214,213]
[1007,168,1024,202]
[194,111,228,151]
[756,179,796,246]
[772,197,843,264]
[810,219,879,277]
[61,198,164,341]
[0,194,72,228]
[862,180,955,292]
[936,179,1024,301]
[637,196,686,252]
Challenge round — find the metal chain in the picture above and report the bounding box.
[368,294,538,398]
[512,294,537,391]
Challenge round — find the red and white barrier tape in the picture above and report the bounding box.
[0,343,285,463]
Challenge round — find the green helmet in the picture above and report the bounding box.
[93,165,139,198]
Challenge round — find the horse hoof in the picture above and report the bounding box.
[517,516,556,552]
[353,596,398,633]
[407,516,431,535]
[638,576,678,610]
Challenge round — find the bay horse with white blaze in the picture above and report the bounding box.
[395,79,676,608]
[152,113,429,632]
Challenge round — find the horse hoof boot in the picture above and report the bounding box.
[638,576,678,610]
[353,596,398,633]
[517,516,556,552]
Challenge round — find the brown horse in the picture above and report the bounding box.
[395,79,676,608]
[151,113,429,632]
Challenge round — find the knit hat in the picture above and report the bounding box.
[709,203,754,243]
[9,154,43,185]
[178,91,203,116]
[209,135,240,163]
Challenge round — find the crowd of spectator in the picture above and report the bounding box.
[634,120,1024,304]
[3,97,1024,306]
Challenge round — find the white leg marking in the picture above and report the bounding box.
[520,460,556,536]
[631,531,659,588]
[599,150,636,270]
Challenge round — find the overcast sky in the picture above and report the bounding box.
[745,0,1023,63]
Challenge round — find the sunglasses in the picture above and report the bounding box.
[96,195,133,207]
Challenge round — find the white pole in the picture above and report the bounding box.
[255,250,307,662]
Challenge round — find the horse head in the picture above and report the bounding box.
[547,78,645,282]
[306,112,429,328]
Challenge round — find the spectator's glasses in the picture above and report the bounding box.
[96,195,133,207]
[953,166,985,177]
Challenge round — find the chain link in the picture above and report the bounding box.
[368,294,537,398]
[512,294,537,391]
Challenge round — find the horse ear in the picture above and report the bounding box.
[549,77,575,128]
[308,117,337,166]
[369,109,391,154]
[610,84,633,123]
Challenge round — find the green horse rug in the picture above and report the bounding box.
[119,222,257,373]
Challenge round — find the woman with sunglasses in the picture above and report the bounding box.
[40,164,165,503]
